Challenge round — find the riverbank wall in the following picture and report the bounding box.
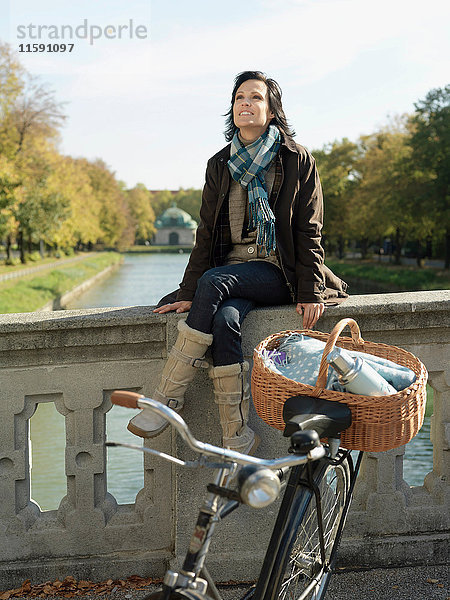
[0,291,448,588]
[0,253,123,314]
[38,260,123,311]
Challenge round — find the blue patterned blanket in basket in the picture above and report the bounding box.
[260,333,415,393]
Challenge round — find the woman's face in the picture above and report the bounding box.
[233,79,274,140]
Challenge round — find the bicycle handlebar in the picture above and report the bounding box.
[110,391,326,469]
[111,390,144,409]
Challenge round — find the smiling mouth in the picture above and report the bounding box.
[239,111,253,116]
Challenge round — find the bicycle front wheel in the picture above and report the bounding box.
[278,456,351,600]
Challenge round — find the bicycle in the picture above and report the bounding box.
[107,390,363,600]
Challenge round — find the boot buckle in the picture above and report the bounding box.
[169,347,209,369]
[191,357,209,369]
[167,398,180,409]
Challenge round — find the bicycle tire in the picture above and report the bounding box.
[272,455,351,600]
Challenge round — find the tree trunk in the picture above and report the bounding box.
[6,235,11,261]
[416,239,424,268]
[18,230,25,264]
[39,240,45,258]
[378,236,384,262]
[360,237,369,259]
[446,227,450,269]
[394,227,402,265]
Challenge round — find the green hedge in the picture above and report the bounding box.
[326,259,450,291]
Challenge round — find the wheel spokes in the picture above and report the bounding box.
[279,463,348,600]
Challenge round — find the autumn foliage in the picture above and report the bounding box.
[0,43,156,261]
[1,41,448,266]
[0,575,160,599]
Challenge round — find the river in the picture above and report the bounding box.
[29,253,433,510]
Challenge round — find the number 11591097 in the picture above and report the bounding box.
[19,43,74,52]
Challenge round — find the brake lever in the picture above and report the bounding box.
[105,441,234,470]
[106,441,188,466]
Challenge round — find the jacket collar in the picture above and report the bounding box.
[280,134,298,153]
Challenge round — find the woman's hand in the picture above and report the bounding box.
[296,302,325,329]
[153,301,193,314]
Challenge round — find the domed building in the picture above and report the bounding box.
[153,202,197,246]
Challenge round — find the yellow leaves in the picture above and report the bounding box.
[126,185,156,240]
[0,45,157,251]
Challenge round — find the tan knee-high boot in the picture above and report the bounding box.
[128,319,213,438]
[209,361,259,454]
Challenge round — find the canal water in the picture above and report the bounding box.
[29,253,434,510]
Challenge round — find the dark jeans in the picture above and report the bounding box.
[185,261,292,366]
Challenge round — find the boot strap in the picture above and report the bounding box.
[169,346,209,369]
[213,392,242,405]
[154,389,184,409]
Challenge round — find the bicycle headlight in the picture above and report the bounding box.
[238,465,281,509]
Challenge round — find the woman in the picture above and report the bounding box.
[128,71,348,454]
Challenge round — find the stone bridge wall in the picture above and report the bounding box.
[0,291,448,588]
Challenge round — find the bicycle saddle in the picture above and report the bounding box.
[282,395,352,439]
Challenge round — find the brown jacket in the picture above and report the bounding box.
[176,136,348,305]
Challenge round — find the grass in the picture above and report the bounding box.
[326,259,450,291]
[0,254,76,275]
[0,252,123,314]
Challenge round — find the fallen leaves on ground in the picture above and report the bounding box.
[426,578,446,590]
[0,575,162,599]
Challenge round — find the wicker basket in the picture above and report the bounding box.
[251,318,428,452]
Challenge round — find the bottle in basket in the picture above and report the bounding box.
[327,347,397,396]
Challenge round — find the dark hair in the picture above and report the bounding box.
[224,70,295,142]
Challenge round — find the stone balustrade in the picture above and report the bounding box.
[0,290,448,588]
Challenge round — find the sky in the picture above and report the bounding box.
[0,0,449,190]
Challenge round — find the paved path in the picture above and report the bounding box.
[138,565,449,600]
[216,566,449,599]
[6,565,447,600]
[326,564,448,599]
[0,254,97,283]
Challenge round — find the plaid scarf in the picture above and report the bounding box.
[227,124,281,256]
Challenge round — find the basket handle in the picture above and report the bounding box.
[313,318,364,393]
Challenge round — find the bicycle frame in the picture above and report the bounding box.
[108,392,361,600]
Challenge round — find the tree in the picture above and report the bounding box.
[173,188,202,224]
[81,159,134,250]
[355,123,414,264]
[0,155,20,259]
[0,43,25,158]
[409,85,450,267]
[150,190,177,219]
[313,139,360,258]
[47,156,102,250]
[14,145,70,261]
[8,72,67,156]
[0,43,68,261]
[125,184,156,243]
